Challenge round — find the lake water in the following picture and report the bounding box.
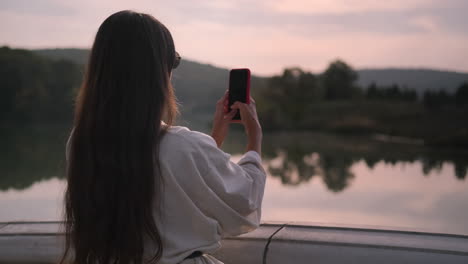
[1,125,467,236]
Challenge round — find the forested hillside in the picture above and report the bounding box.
[0,47,81,123]
[1,46,468,148]
[33,48,468,94]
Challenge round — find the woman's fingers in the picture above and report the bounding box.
[231,98,258,119]
[217,90,228,105]
[233,101,251,111]
[231,101,251,118]
[223,91,230,111]
[230,101,244,110]
[224,109,237,120]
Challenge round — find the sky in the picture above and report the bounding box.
[1,0,468,75]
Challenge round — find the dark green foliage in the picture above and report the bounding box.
[323,60,358,100]
[255,68,319,128]
[366,83,417,102]
[0,46,82,124]
[421,83,468,108]
[251,62,466,148]
[423,89,454,108]
[1,47,468,148]
[2,47,468,194]
[34,48,90,65]
[455,82,468,106]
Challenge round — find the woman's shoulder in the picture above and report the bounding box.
[160,125,218,153]
[158,125,231,167]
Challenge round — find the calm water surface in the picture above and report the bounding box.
[1,125,467,236]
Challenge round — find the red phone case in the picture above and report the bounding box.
[227,68,251,115]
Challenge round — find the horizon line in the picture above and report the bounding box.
[3,44,468,76]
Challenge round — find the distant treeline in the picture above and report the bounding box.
[368,82,468,107]
[254,61,468,146]
[255,60,468,107]
[1,46,468,148]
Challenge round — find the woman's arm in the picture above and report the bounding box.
[164,129,267,237]
[211,91,236,147]
[231,98,262,155]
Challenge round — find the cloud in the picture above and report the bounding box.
[0,0,76,16]
[269,0,442,15]
[158,0,468,35]
[1,0,467,74]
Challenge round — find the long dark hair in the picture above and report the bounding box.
[61,10,178,264]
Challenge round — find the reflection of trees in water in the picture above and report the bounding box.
[265,144,356,192]
[455,162,467,180]
[2,128,467,192]
[405,157,466,180]
[262,133,467,192]
[421,158,444,175]
[0,125,69,191]
[267,149,317,186]
[366,156,466,180]
[320,156,355,192]
[364,157,379,169]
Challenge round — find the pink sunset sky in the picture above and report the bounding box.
[1,0,467,75]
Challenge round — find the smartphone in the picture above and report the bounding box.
[228,68,251,120]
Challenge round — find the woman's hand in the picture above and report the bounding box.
[211,91,237,147]
[231,97,263,155]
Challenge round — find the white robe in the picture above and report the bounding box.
[153,126,266,264]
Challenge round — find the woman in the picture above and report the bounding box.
[62,10,266,264]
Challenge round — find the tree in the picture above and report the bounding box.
[0,47,19,121]
[366,82,378,99]
[423,89,453,108]
[258,67,320,128]
[401,88,417,102]
[322,60,358,100]
[455,82,468,106]
[366,82,417,102]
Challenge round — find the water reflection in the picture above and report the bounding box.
[266,149,356,192]
[258,132,467,191]
[0,124,70,191]
[0,126,466,192]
